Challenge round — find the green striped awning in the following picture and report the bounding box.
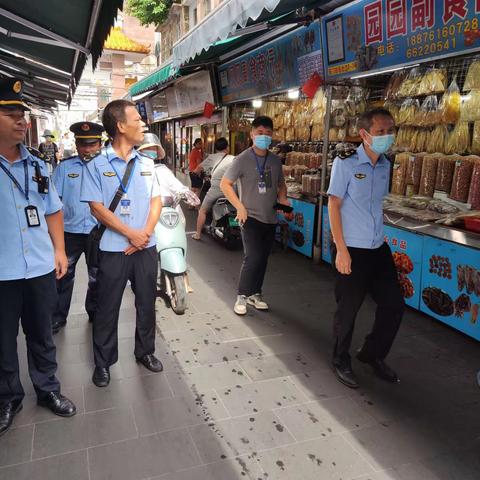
[130,63,176,97]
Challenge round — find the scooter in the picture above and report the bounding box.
[207,197,242,250]
[155,193,195,315]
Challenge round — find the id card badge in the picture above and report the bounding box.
[120,196,131,215]
[258,181,267,194]
[25,205,40,227]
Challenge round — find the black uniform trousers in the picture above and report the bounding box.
[93,246,158,367]
[0,271,60,406]
[238,217,276,296]
[53,232,98,325]
[332,242,404,366]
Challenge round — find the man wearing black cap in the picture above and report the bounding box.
[0,78,76,437]
[51,122,104,334]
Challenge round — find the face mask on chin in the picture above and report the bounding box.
[366,132,395,155]
[253,135,272,150]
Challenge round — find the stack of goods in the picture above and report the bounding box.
[284,149,323,196]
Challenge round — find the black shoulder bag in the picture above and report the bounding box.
[86,159,135,268]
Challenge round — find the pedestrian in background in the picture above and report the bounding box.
[327,108,404,389]
[39,129,60,173]
[220,116,292,315]
[188,138,204,198]
[0,78,76,437]
[51,121,104,334]
[81,99,163,388]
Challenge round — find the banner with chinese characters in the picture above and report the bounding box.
[218,22,323,104]
[322,0,480,80]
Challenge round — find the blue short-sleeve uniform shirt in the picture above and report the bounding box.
[327,144,391,249]
[53,156,97,234]
[80,146,160,252]
[0,144,63,280]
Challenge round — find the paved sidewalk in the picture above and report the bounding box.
[1,216,479,480]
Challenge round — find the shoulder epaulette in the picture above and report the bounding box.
[26,146,45,160]
[82,151,102,163]
[337,149,357,160]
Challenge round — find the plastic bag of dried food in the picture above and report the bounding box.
[427,124,448,154]
[391,153,409,195]
[439,77,461,124]
[401,196,430,209]
[427,200,459,214]
[449,157,474,202]
[398,68,423,97]
[464,59,480,91]
[445,122,470,155]
[461,89,480,122]
[406,153,424,196]
[398,98,419,126]
[419,154,439,197]
[419,96,440,127]
[435,156,456,193]
[384,101,400,124]
[468,159,480,209]
[472,121,480,155]
[418,68,448,95]
[385,70,408,100]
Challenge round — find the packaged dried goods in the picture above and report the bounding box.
[394,126,415,151]
[418,68,447,95]
[398,68,423,97]
[385,70,408,100]
[427,124,448,154]
[415,129,429,152]
[384,101,400,124]
[329,128,339,141]
[391,153,409,195]
[398,98,419,125]
[427,200,459,214]
[435,156,456,193]
[311,123,324,141]
[409,129,420,152]
[439,77,461,124]
[419,154,439,197]
[285,128,295,141]
[468,158,480,209]
[418,96,440,127]
[406,153,424,196]
[460,89,480,122]
[464,58,480,91]
[472,121,480,155]
[445,122,470,155]
[449,157,474,202]
[401,196,430,210]
[348,117,360,137]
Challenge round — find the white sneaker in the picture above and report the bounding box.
[234,295,247,315]
[247,293,269,310]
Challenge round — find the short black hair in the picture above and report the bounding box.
[214,137,228,151]
[193,138,202,146]
[102,99,136,139]
[252,116,273,130]
[359,108,394,132]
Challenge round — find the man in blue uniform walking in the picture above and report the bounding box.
[52,121,104,334]
[0,78,76,437]
[327,108,404,389]
[81,99,163,388]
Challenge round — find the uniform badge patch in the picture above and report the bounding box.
[68,173,80,178]
[103,171,116,177]
[140,171,152,176]
[354,173,366,179]
[13,81,22,93]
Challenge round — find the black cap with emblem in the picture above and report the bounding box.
[70,121,104,145]
[0,77,30,111]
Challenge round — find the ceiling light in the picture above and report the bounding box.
[287,89,299,99]
[252,99,262,108]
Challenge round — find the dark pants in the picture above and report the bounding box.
[53,232,98,325]
[238,217,276,296]
[93,247,158,367]
[332,242,404,366]
[0,271,60,405]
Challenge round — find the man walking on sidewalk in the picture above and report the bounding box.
[221,116,292,315]
[0,78,76,437]
[81,100,163,388]
[51,121,104,334]
[327,108,404,389]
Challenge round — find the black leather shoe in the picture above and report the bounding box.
[332,362,359,389]
[92,366,110,387]
[37,392,76,417]
[136,354,163,372]
[87,313,95,323]
[52,320,66,334]
[357,352,399,383]
[0,401,22,437]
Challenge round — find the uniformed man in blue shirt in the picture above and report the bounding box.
[51,122,104,334]
[327,108,404,389]
[81,99,163,388]
[0,78,76,437]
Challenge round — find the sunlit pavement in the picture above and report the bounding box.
[1,211,479,480]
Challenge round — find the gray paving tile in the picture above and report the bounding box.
[56,361,123,388]
[192,338,266,365]
[212,319,283,342]
[0,450,88,480]
[218,377,308,417]
[132,390,229,435]
[161,327,219,349]
[256,435,374,480]
[189,411,294,463]
[32,407,137,459]
[0,424,33,467]
[290,370,355,400]
[88,428,201,480]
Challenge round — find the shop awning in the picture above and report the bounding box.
[0,0,123,107]
[129,62,176,97]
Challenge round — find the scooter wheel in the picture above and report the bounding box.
[169,274,187,315]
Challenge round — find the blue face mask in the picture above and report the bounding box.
[253,135,272,150]
[367,133,395,154]
[142,150,158,160]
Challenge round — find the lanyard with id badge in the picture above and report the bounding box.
[253,149,271,195]
[0,159,48,227]
[111,159,136,215]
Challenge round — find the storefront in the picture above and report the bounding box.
[319,0,480,341]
